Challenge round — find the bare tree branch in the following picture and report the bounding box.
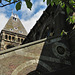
[0,0,75,12]
[0,1,19,7]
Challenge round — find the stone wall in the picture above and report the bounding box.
[0,30,26,51]
[0,36,72,75]
[0,38,45,75]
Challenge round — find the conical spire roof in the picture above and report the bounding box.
[3,14,27,35]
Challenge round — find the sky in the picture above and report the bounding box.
[0,0,47,33]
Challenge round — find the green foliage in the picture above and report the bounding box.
[5,0,11,2]
[2,0,75,23]
[51,1,54,6]
[25,0,32,10]
[61,30,64,36]
[61,30,67,36]
[0,0,1,3]
[16,1,22,11]
[4,0,32,10]
[59,2,65,8]
[43,0,45,2]
[14,0,18,2]
[66,15,75,24]
[45,0,75,23]
[47,0,51,5]
[4,0,75,12]
[66,6,73,15]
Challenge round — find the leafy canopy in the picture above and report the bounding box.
[0,0,75,23]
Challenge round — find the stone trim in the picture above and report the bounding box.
[0,38,46,55]
[40,56,71,65]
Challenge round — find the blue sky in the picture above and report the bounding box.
[0,0,47,33]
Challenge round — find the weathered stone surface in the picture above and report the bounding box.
[0,37,72,75]
[0,39,45,75]
[0,14,27,51]
[0,55,4,59]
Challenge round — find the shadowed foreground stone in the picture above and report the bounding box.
[0,36,72,75]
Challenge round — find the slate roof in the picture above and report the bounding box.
[3,14,27,35]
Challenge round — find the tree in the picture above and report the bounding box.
[0,0,75,23]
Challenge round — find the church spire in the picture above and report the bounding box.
[11,9,13,16]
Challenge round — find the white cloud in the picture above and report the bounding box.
[0,13,9,32]
[20,0,47,33]
[21,9,45,33]
[21,0,47,20]
[0,9,43,33]
[38,0,47,6]
[20,1,35,20]
[0,7,6,13]
[0,0,47,33]
[0,4,11,14]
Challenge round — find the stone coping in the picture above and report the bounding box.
[0,38,46,55]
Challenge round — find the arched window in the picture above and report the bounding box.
[18,38,20,42]
[9,36,11,40]
[21,39,23,43]
[12,37,15,41]
[5,35,8,39]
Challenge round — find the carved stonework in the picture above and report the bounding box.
[0,14,27,50]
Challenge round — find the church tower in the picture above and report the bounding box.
[0,13,27,50]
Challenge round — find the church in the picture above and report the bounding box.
[0,13,27,51]
[0,4,75,75]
